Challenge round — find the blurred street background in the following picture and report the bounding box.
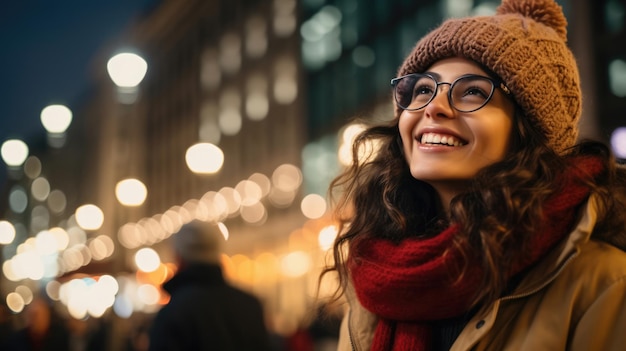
[0,1,624,350]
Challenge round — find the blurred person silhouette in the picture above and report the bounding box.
[2,296,70,351]
[148,220,272,351]
[0,301,14,345]
[66,315,108,351]
[126,316,151,351]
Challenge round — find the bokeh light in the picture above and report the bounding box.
[116,178,148,206]
[318,225,338,251]
[75,204,104,231]
[1,139,29,167]
[186,143,224,174]
[611,127,626,159]
[6,292,25,313]
[107,53,148,88]
[300,194,327,219]
[280,251,312,278]
[135,248,161,272]
[40,104,73,134]
[0,220,16,244]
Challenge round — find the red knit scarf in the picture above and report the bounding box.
[349,156,603,351]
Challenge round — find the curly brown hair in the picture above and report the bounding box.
[321,109,626,310]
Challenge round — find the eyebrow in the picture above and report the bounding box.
[423,72,441,80]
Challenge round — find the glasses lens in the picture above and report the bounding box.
[394,75,436,110]
[450,76,495,112]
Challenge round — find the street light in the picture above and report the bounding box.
[105,50,148,204]
[1,139,29,168]
[1,139,29,179]
[41,104,73,148]
[106,51,148,278]
[106,52,148,104]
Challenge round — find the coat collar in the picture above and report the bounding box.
[502,194,598,300]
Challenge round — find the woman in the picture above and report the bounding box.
[323,0,626,350]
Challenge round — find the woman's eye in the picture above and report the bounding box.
[465,87,487,97]
[414,85,434,96]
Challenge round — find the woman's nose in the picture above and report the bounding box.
[423,84,455,119]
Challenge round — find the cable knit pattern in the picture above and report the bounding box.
[396,0,580,155]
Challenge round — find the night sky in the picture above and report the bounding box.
[0,1,158,182]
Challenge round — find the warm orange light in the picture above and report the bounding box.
[221,254,235,281]
[136,263,170,285]
[157,291,171,305]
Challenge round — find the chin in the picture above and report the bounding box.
[411,169,477,183]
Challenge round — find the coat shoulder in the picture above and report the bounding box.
[567,238,626,285]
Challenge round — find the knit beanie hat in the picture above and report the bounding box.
[397,0,581,154]
[172,220,225,264]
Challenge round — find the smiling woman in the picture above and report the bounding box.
[397,58,516,207]
[320,0,626,350]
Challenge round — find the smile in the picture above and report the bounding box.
[419,132,467,146]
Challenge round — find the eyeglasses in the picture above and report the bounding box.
[390,73,511,113]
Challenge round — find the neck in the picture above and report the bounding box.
[429,181,468,212]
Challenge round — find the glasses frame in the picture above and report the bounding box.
[390,73,511,113]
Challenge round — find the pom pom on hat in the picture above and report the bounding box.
[173,220,226,264]
[396,0,581,154]
[497,0,568,40]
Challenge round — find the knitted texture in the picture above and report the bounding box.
[350,155,604,350]
[396,0,581,154]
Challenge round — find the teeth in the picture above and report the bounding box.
[420,133,465,146]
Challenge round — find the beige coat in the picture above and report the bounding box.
[338,196,626,350]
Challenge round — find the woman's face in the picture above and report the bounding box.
[398,57,515,201]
